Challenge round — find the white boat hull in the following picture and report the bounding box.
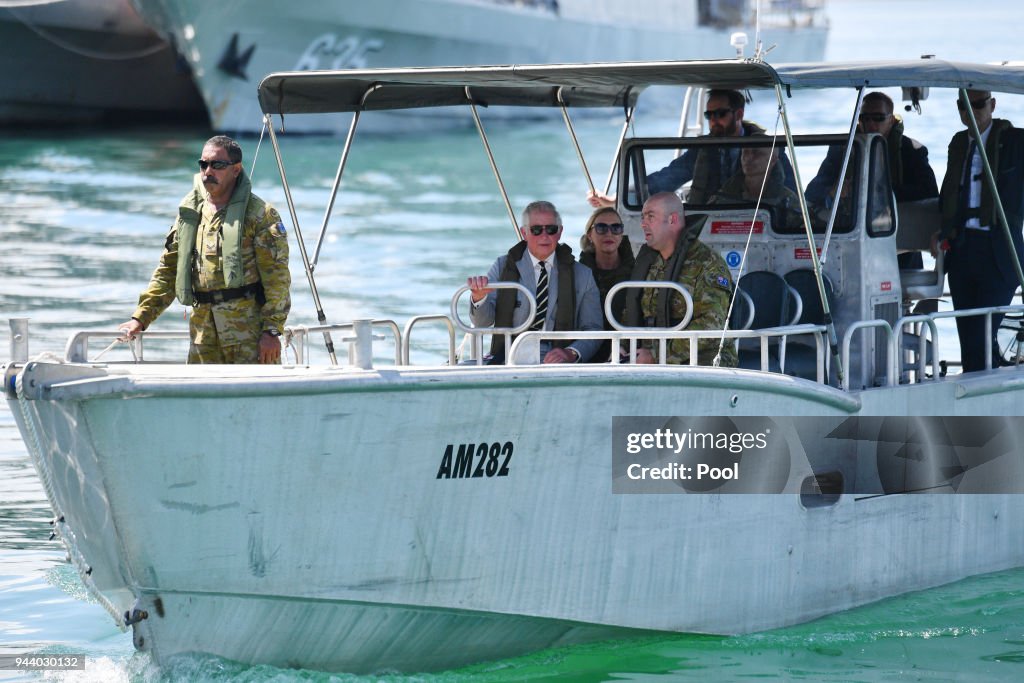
[9,361,1024,673]
[130,0,828,133]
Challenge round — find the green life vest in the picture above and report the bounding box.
[174,171,251,305]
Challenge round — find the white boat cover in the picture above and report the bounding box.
[257,59,1024,115]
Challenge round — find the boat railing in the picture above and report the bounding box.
[450,282,536,365]
[402,315,457,365]
[894,314,940,384]
[894,304,1024,376]
[286,320,402,366]
[508,326,828,382]
[64,329,190,363]
[841,320,895,391]
[606,281,694,332]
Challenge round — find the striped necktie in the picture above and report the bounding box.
[531,261,548,331]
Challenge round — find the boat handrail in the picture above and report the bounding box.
[286,320,402,366]
[841,319,895,391]
[64,329,190,363]
[894,314,940,383]
[900,304,1024,373]
[450,282,536,365]
[402,315,457,366]
[508,325,827,382]
[605,281,694,331]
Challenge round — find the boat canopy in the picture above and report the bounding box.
[257,59,1024,116]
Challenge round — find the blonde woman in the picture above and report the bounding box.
[579,207,634,360]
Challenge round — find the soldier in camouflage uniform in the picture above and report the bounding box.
[119,136,291,364]
[622,192,737,367]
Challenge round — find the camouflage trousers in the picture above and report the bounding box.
[187,295,262,364]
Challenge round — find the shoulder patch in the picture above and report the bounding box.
[706,272,731,291]
[274,222,287,236]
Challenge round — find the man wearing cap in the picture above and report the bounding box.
[938,90,1024,372]
[119,135,291,364]
[467,200,602,364]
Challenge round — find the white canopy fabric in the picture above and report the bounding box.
[257,59,1024,115]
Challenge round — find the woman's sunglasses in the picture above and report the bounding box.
[592,222,624,235]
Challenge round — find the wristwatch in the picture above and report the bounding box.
[262,329,281,338]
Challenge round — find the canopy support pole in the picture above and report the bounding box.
[820,86,865,265]
[265,113,338,365]
[312,84,381,271]
[959,88,1024,301]
[467,87,520,238]
[774,83,844,386]
[604,102,635,196]
[557,87,595,195]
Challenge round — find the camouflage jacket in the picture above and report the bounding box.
[132,172,291,333]
[625,230,737,367]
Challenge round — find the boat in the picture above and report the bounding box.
[6,57,1024,675]
[0,0,204,125]
[128,0,829,134]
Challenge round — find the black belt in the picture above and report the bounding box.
[193,281,263,305]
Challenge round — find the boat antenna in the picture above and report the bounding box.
[754,0,762,59]
[264,113,339,365]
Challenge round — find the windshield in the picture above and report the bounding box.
[621,136,877,235]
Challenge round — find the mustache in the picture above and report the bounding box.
[202,177,219,185]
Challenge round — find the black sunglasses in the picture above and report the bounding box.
[528,224,560,236]
[703,107,734,120]
[197,159,235,171]
[957,97,990,111]
[592,222,624,235]
[858,113,889,123]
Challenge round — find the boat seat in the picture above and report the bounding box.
[729,286,755,330]
[735,271,801,373]
[783,269,836,381]
[897,198,945,300]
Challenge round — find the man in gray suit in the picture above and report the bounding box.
[468,200,603,363]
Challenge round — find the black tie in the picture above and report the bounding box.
[959,141,977,226]
[531,261,548,331]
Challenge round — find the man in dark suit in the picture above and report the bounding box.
[938,90,1024,372]
[468,200,603,364]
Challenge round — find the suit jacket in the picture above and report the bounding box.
[471,246,603,362]
[940,119,1024,287]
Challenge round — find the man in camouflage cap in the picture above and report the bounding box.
[622,192,737,367]
[119,136,290,363]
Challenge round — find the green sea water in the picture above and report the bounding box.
[3,1,1024,680]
